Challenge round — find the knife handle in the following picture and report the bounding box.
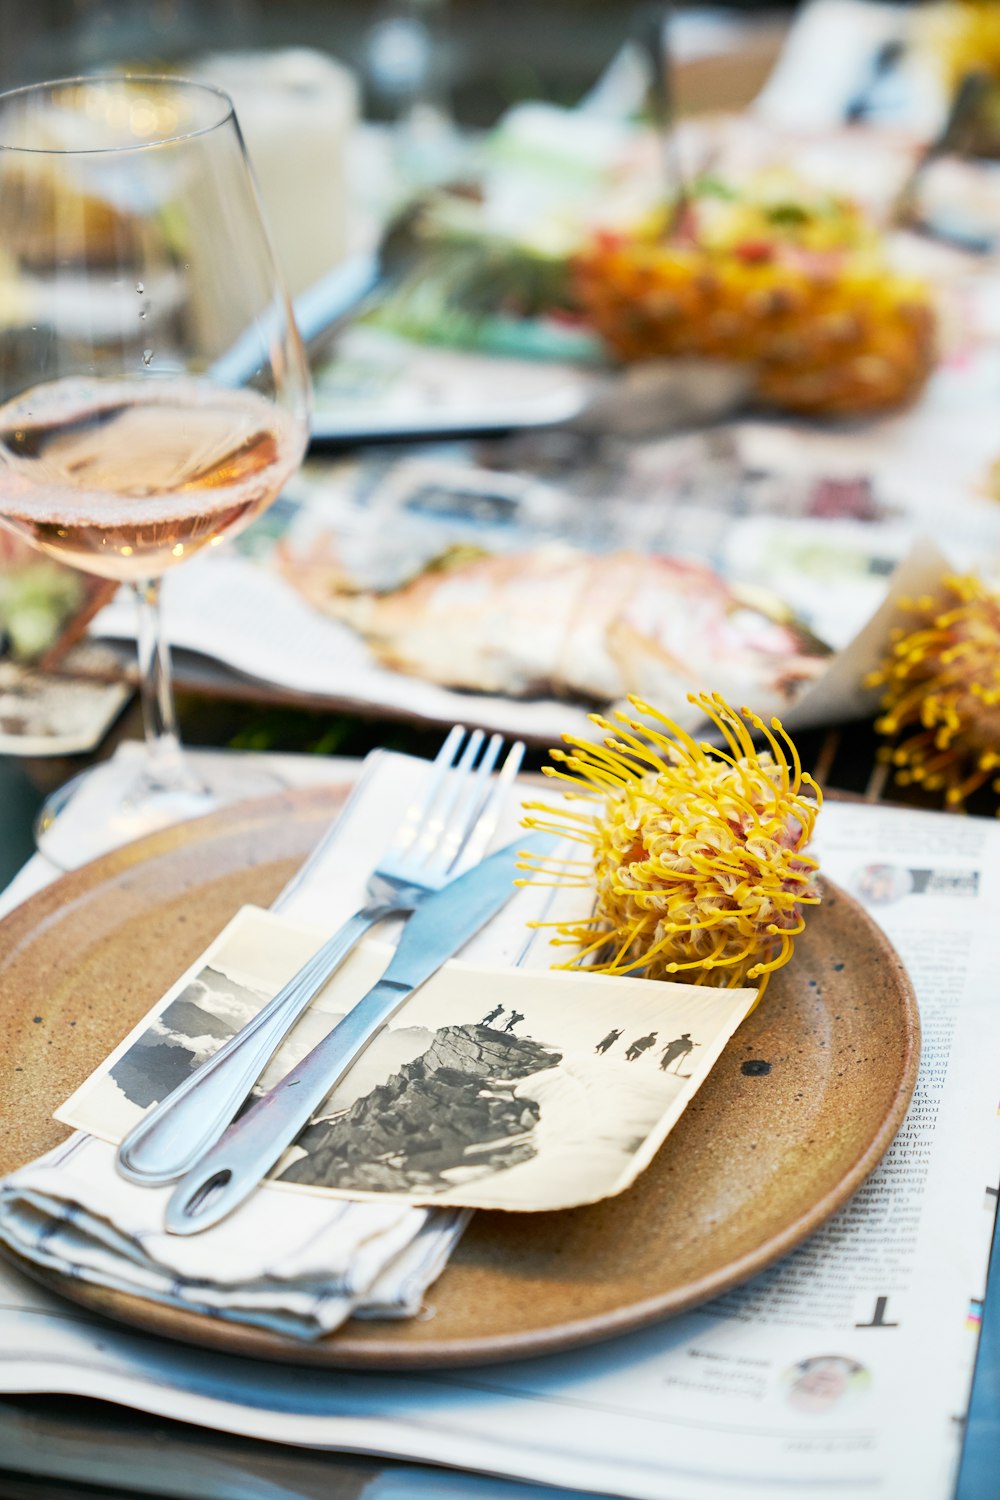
[164,977,410,1235]
[117,901,400,1187]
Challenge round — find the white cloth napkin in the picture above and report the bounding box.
[0,746,504,1340]
[0,1135,466,1338]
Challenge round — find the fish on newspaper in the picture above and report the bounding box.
[277,541,830,714]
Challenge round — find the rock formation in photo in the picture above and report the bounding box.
[279,1022,561,1194]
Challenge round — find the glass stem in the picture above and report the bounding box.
[132,578,200,793]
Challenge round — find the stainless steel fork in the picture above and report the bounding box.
[116,727,525,1186]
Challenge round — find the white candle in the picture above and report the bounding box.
[195,48,359,297]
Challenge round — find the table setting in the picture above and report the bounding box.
[2,5,1000,1498]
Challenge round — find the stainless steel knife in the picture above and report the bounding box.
[164,830,555,1235]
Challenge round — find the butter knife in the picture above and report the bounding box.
[164,831,554,1235]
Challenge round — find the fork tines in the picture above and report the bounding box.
[390,727,524,880]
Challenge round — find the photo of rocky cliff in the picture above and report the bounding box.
[279,1022,562,1195]
[59,903,755,1214]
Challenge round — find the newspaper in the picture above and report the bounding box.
[755,0,939,134]
[85,373,1000,742]
[1,783,999,1499]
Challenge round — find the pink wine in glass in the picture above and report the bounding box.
[0,377,307,582]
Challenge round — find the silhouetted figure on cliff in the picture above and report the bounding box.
[595,1028,623,1055]
[660,1033,697,1072]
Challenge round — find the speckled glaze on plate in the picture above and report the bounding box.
[0,785,919,1369]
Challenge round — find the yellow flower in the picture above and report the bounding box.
[868,574,1000,809]
[520,693,822,1005]
[920,1,1000,91]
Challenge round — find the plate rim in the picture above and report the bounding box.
[0,784,921,1369]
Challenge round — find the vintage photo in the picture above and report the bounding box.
[0,660,129,756]
[59,904,756,1213]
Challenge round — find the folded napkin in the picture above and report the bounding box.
[0,1134,467,1338]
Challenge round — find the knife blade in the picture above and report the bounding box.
[164,830,555,1235]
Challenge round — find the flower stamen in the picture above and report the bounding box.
[522,693,822,1007]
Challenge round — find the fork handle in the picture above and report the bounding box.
[116,900,403,1186]
[165,977,410,1235]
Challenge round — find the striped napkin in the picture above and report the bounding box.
[0,1133,466,1337]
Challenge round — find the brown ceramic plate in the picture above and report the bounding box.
[0,785,919,1369]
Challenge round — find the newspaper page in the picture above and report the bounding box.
[84,344,1000,742]
[1,785,999,1500]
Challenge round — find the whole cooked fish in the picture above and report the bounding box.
[278,541,829,711]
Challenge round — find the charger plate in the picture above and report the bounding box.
[0,784,919,1369]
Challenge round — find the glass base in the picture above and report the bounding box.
[34,747,287,872]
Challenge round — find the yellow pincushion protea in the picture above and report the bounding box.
[868,575,1000,808]
[920,1,1000,92]
[520,694,822,1005]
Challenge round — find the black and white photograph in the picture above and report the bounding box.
[0,659,130,756]
[58,904,756,1212]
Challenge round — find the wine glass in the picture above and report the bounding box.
[0,75,311,862]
